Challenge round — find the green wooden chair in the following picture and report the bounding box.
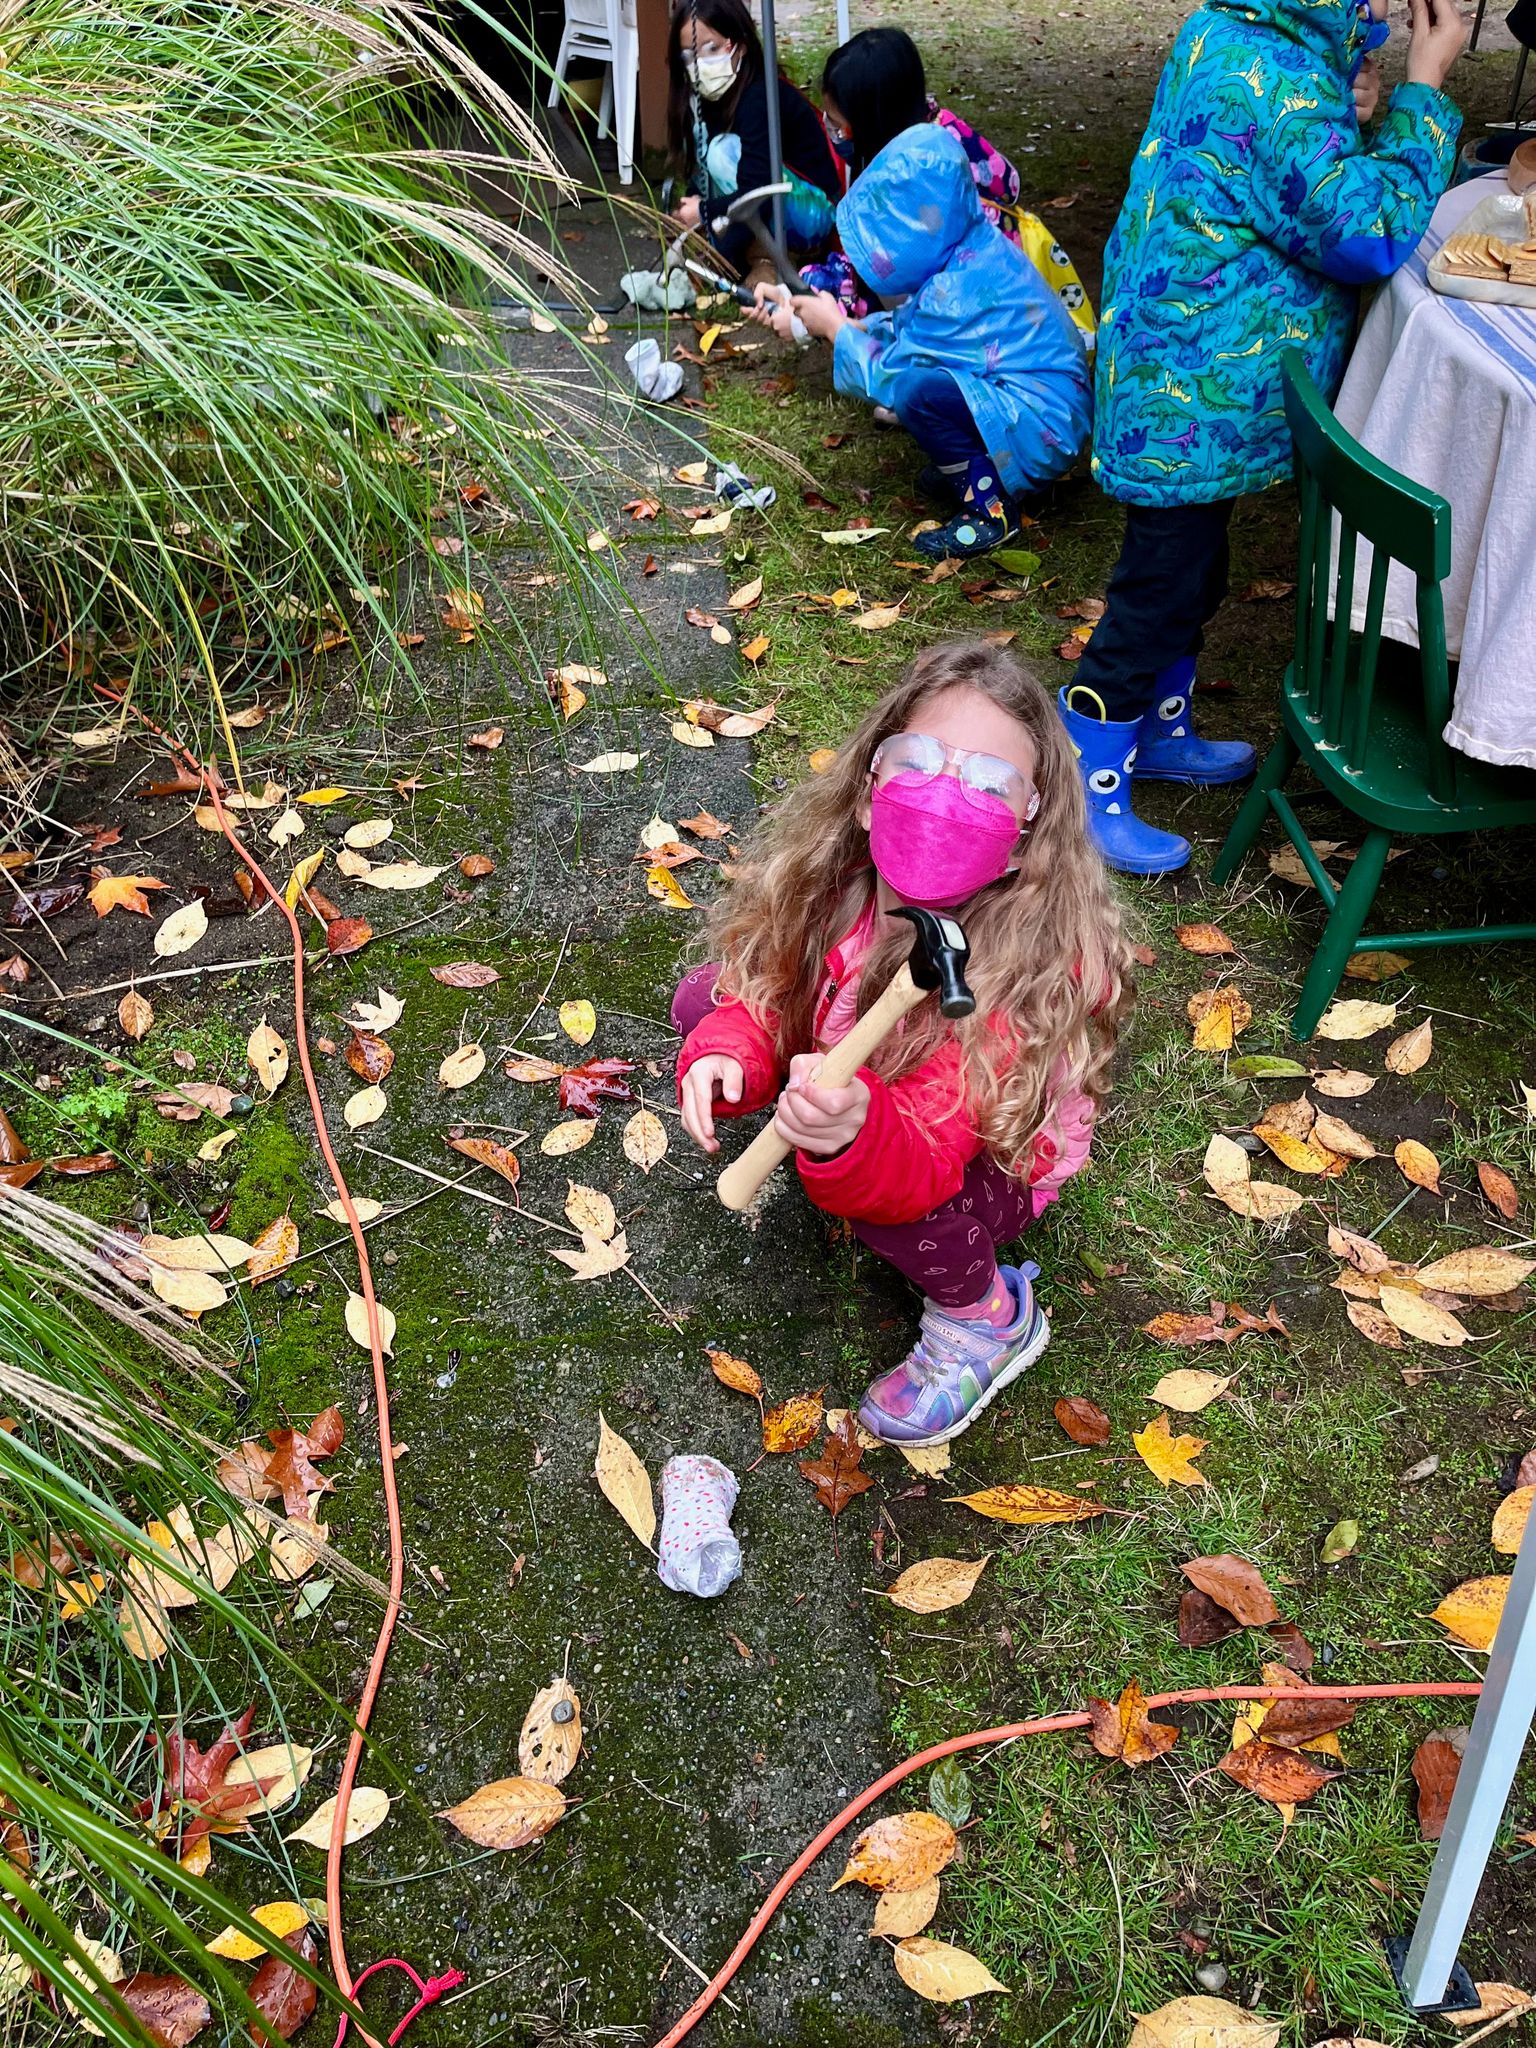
[1211,351,1536,1039]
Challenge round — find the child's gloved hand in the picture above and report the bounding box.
[680,1054,745,1153]
[774,1053,870,1157]
[1353,52,1383,120]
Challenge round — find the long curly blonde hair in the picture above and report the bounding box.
[706,640,1135,1170]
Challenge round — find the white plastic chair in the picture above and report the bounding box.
[546,0,638,185]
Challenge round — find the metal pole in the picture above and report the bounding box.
[1394,1511,1536,2011]
[835,0,850,45]
[758,0,786,252]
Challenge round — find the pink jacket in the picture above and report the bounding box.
[676,917,1096,1227]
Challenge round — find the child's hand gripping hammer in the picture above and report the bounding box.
[715,906,975,1212]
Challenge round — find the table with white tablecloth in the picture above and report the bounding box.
[1332,173,1536,771]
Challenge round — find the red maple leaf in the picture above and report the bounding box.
[559,1057,636,1117]
[136,1707,282,1848]
[798,1414,875,1519]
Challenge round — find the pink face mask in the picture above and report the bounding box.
[868,771,1020,907]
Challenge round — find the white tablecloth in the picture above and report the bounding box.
[1333,174,1536,771]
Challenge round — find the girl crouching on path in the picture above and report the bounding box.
[673,641,1132,1448]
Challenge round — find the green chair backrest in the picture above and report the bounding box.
[1281,350,1458,806]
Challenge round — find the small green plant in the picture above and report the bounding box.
[53,1081,132,1150]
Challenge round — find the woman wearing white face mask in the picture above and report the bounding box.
[665,0,842,280]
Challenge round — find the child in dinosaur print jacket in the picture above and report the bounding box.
[1062,0,1466,880]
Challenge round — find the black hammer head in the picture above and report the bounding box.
[892,906,974,1019]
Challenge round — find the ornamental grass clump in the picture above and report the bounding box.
[0,0,606,700]
[0,1184,354,2040]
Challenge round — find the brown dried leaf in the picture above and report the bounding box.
[1086,1680,1179,1767]
[1178,1589,1244,1648]
[1217,1739,1341,1808]
[1180,1555,1278,1627]
[431,961,500,988]
[799,1414,874,1518]
[1478,1160,1520,1220]
[1412,1727,1467,1838]
[1053,1395,1110,1445]
[1385,1017,1433,1075]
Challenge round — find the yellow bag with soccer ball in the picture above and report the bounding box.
[1010,210,1098,354]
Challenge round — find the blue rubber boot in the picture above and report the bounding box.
[1058,686,1191,876]
[1133,658,1256,785]
[912,454,1014,560]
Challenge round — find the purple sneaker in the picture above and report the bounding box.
[857,1265,1050,1447]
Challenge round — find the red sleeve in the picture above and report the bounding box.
[796,1040,984,1225]
[676,995,783,1118]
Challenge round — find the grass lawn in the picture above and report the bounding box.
[680,0,1536,2036]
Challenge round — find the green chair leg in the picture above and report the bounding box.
[1290,827,1391,1040]
[1211,731,1299,887]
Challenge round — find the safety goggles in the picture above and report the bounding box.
[869,731,1040,823]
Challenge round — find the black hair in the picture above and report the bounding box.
[666,0,764,168]
[820,27,928,174]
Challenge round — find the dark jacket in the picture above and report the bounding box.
[697,71,842,266]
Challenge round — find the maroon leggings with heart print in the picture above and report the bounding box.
[673,964,1037,1306]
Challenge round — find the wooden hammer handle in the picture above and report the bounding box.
[715,964,923,1212]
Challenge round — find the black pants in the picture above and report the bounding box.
[1072,500,1236,721]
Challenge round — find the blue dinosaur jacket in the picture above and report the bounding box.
[1092,0,1460,506]
[831,124,1092,496]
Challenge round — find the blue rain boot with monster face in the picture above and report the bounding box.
[1057,686,1190,876]
[1133,658,1256,785]
[912,454,1015,560]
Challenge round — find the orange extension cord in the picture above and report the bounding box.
[655,1678,1485,2044]
[96,689,455,2048]
[98,694,1485,2048]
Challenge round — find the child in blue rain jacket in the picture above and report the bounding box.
[1059,0,1465,877]
[760,121,1092,561]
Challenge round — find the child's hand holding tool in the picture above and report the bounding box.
[772,1054,871,1158]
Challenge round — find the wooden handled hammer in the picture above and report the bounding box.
[715,906,975,1212]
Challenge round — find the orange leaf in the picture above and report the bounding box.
[1175,923,1236,956]
[1085,1679,1179,1767]
[761,1388,824,1454]
[88,873,166,918]
[1217,1739,1340,1808]
[706,1348,763,1399]
[247,1215,300,1287]
[445,1136,521,1188]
